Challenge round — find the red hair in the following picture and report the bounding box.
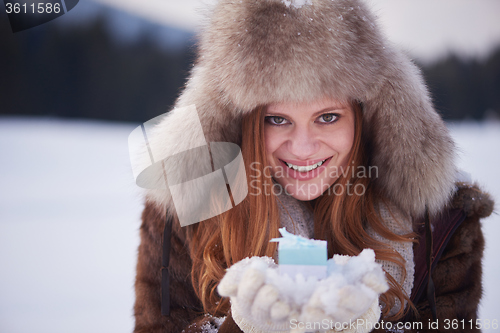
[187,102,415,320]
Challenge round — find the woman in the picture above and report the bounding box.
[132,0,494,332]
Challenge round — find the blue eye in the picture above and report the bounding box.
[317,113,339,123]
[265,116,289,125]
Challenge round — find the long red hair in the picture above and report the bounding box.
[187,102,415,321]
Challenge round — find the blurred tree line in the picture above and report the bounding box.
[0,14,196,123]
[1,13,499,123]
[417,53,500,120]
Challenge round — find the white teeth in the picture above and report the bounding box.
[285,159,326,172]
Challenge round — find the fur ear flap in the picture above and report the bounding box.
[452,183,495,218]
[362,51,457,219]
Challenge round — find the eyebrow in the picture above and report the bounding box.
[266,106,347,116]
[312,106,347,117]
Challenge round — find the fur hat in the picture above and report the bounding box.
[139,0,456,219]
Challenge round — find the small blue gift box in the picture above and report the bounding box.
[271,228,327,279]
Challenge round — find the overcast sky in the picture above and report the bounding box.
[93,0,500,62]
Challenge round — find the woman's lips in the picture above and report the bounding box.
[278,157,332,180]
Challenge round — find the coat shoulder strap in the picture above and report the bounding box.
[410,208,466,306]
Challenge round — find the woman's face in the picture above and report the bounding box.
[264,97,355,201]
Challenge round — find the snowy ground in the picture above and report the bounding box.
[0,117,498,332]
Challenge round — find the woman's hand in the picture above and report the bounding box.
[218,249,389,333]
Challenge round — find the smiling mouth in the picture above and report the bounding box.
[281,158,329,172]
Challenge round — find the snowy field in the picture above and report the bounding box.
[0,117,498,332]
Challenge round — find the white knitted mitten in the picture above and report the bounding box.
[218,257,291,332]
[218,249,388,333]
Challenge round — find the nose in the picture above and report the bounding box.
[287,124,320,159]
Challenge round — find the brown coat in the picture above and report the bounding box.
[403,184,493,333]
[133,183,494,333]
[130,1,494,332]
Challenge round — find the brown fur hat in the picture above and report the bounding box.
[139,0,456,219]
